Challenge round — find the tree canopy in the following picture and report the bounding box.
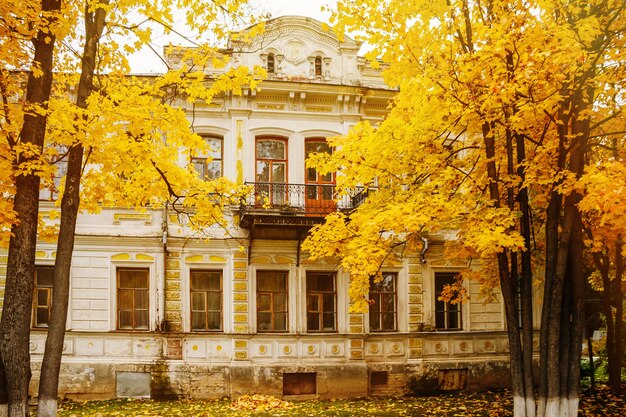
[304,1,625,416]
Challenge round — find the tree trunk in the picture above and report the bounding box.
[537,191,560,417]
[608,238,624,393]
[0,1,62,416]
[515,127,536,417]
[482,121,533,417]
[37,3,107,416]
[565,210,584,417]
[587,335,595,388]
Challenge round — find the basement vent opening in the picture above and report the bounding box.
[116,371,151,398]
[438,369,467,391]
[370,371,388,386]
[283,372,316,395]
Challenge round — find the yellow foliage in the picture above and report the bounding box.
[1,0,265,241]
[304,0,626,307]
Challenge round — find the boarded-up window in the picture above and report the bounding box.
[283,372,316,395]
[190,270,222,331]
[257,271,288,332]
[306,272,336,332]
[117,268,149,330]
[438,369,467,391]
[33,266,54,327]
[369,273,397,332]
[370,371,388,386]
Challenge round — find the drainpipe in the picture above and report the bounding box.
[159,201,168,331]
[420,237,428,264]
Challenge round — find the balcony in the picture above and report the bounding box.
[240,182,359,239]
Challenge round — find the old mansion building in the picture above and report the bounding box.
[1,16,518,399]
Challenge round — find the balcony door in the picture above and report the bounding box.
[305,138,334,213]
[256,137,287,206]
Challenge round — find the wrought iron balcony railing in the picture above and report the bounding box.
[242,182,366,215]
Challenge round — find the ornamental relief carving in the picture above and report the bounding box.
[284,39,306,64]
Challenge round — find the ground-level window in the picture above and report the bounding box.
[33,266,54,328]
[435,272,462,330]
[283,372,316,395]
[369,273,397,332]
[117,268,149,330]
[306,271,336,332]
[190,270,222,331]
[257,270,288,332]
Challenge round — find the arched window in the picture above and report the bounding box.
[192,135,223,180]
[267,53,275,74]
[314,56,322,76]
[256,137,287,205]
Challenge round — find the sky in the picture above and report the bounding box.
[258,0,335,21]
[129,0,337,73]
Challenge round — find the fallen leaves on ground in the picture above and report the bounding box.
[50,384,626,416]
[229,395,291,412]
[578,384,626,417]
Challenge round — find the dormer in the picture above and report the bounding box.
[229,16,366,85]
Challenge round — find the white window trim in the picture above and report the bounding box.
[182,258,230,333]
[109,261,156,332]
[249,263,295,334]
[428,268,469,331]
[365,267,405,333]
[298,266,347,334]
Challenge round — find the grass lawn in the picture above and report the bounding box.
[53,385,625,417]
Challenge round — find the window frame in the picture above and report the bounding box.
[434,272,463,331]
[255,136,289,206]
[32,265,55,328]
[39,156,68,201]
[116,267,150,331]
[189,269,223,332]
[369,272,398,332]
[304,138,334,184]
[256,270,289,333]
[314,56,322,76]
[191,135,223,181]
[255,136,288,182]
[267,53,275,74]
[305,271,337,333]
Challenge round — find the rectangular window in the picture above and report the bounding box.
[190,270,222,331]
[306,272,336,332]
[435,272,462,330]
[117,268,149,330]
[39,158,68,201]
[33,266,54,328]
[304,138,335,213]
[255,137,288,205]
[369,273,397,332]
[192,136,223,180]
[256,270,288,332]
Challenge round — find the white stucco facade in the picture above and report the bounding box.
[0,16,517,400]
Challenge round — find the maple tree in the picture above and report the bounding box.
[579,139,626,393]
[1,1,264,416]
[0,0,66,415]
[303,1,625,417]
